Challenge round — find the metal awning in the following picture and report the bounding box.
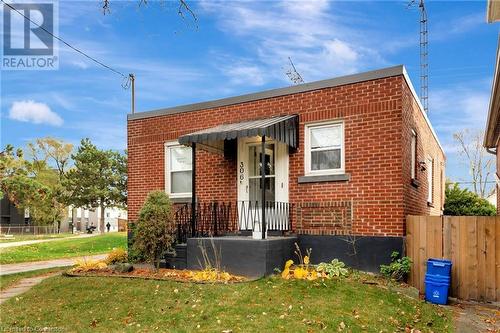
[178,115,299,151]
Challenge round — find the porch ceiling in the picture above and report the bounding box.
[178,114,299,150]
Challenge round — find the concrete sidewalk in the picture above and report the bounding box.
[0,254,108,275]
[0,233,98,249]
[0,272,61,304]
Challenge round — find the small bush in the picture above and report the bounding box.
[72,259,107,272]
[132,191,176,270]
[316,259,349,278]
[380,251,412,281]
[105,248,128,265]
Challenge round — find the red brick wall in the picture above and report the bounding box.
[401,81,445,223]
[128,75,443,237]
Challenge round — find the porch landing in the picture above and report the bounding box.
[186,236,298,278]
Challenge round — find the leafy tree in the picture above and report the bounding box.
[132,191,175,270]
[444,182,496,216]
[27,138,73,228]
[0,142,68,226]
[27,137,73,178]
[65,139,127,233]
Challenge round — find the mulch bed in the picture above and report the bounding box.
[64,268,248,284]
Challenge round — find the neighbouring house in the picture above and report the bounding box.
[0,197,29,227]
[127,65,445,276]
[69,206,128,233]
[487,189,497,209]
[485,7,500,215]
[485,42,500,215]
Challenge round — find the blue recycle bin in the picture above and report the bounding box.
[426,258,452,277]
[425,258,452,305]
[424,274,450,305]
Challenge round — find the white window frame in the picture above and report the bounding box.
[411,130,417,180]
[427,156,433,204]
[304,120,345,176]
[164,141,192,199]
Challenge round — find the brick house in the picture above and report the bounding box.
[127,65,445,276]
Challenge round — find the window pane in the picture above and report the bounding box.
[249,177,275,204]
[248,144,274,177]
[427,159,433,202]
[171,171,192,193]
[170,146,192,172]
[310,126,341,149]
[411,134,416,179]
[311,149,341,170]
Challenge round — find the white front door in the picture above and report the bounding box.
[237,137,289,238]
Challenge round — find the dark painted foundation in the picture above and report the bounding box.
[164,234,404,277]
[297,235,404,273]
[186,236,298,278]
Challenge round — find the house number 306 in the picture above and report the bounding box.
[239,162,244,181]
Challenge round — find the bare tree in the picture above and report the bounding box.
[453,129,494,198]
[100,0,197,25]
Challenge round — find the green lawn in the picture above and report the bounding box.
[0,233,74,243]
[0,233,127,264]
[0,267,70,291]
[0,274,451,332]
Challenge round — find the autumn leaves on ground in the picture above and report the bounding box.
[0,273,451,332]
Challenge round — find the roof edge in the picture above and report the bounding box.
[400,67,445,155]
[128,65,405,121]
[484,35,500,148]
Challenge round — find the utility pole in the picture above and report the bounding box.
[129,73,135,114]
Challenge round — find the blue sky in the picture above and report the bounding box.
[0,0,498,186]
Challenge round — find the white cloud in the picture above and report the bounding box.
[200,0,386,84]
[9,100,63,126]
[429,82,490,155]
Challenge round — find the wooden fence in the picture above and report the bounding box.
[406,215,500,302]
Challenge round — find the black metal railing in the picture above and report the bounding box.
[174,201,293,243]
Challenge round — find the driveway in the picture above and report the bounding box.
[450,300,499,333]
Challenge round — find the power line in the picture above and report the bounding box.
[451,181,496,184]
[1,0,127,79]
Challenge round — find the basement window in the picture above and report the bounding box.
[165,142,192,198]
[304,120,344,176]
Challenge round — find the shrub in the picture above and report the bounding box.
[132,191,176,270]
[380,251,412,281]
[444,183,496,216]
[72,258,107,272]
[105,247,128,265]
[316,259,349,278]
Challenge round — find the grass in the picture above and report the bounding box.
[0,233,127,264]
[0,267,70,291]
[0,233,74,243]
[0,274,452,332]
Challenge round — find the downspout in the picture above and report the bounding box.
[261,135,266,240]
[486,147,497,155]
[191,143,196,237]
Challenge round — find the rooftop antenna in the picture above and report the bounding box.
[285,57,305,85]
[409,0,429,113]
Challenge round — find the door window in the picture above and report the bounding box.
[248,144,275,205]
